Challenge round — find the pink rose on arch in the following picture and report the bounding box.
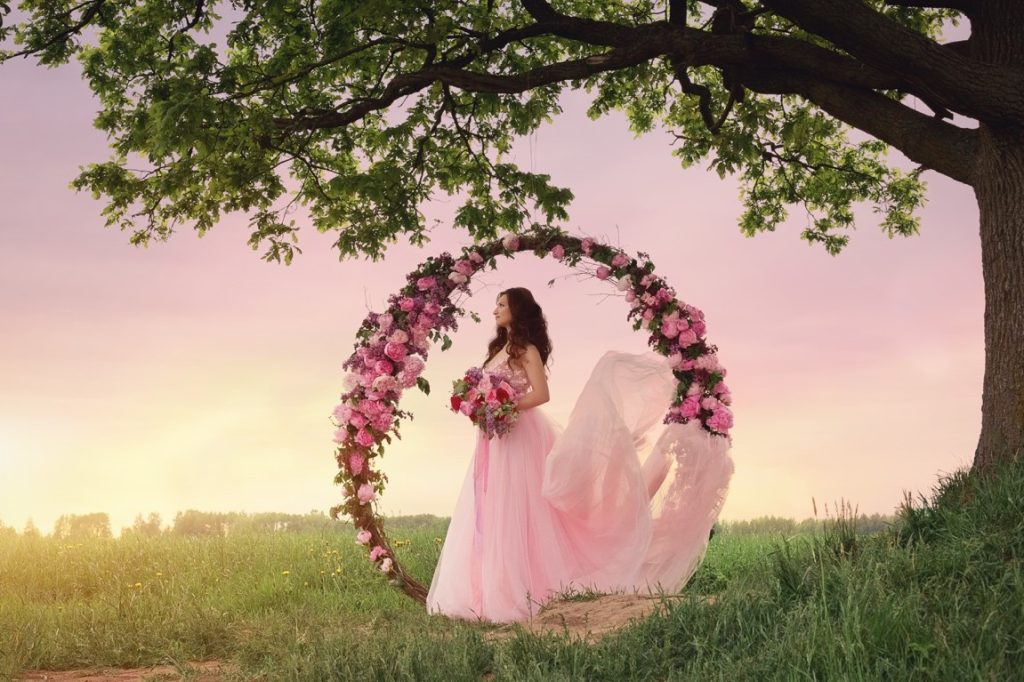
[372,375,398,394]
[416,276,437,291]
[379,557,393,573]
[388,329,409,345]
[469,250,484,264]
[550,244,566,260]
[448,272,469,285]
[398,371,418,389]
[692,320,707,337]
[377,313,394,330]
[349,413,368,430]
[332,427,349,444]
[677,329,699,348]
[615,277,631,292]
[384,341,407,361]
[680,358,696,370]
[667,350,683,368]
[374,359,394,375]
[349,453,366,476]
[581,238,594,255]
[357,483,376,505]
[502,234,520,251]
[680,396,701,419]
[333,403,352,423]
[355,428,376,448]
[707,408,734,432]
[611,252,629,268]
[356,529,371,545]
[596,266,611,280]
[359,399,382,417]
[398,297,416,312]
[424,301,441,315]
[642,309,655,322]
[454,259,475,276]
[640,274,654,288]
[372,413,392,432]
[701,396,720,411]
[655,288,674,304]
[686,382,703,397]
[369,545,387,561]
[625,290,637,303]
[402,356,425,376]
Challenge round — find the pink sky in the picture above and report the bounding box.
[0,53,982,534]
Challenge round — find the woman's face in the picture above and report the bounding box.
[493,294,513,329]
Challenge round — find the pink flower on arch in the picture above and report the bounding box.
[468,251,484,264]
[349,453,366,476]
[398,297,416,312]
[448,272,469,285]
[416,276,437,291]
[384,341,407,362]
[379,557,393,573]
[356,529,371,545]
[581,238,594,255]
[388,329,409,345]
[374,359,394,375]
[357,483,376,505]
[550,244,565,260]
[348,413,368,430]
[369,545,387,561]
[454,259,475,276]
[611,252,629,268]
[596,266,611,280]
[355,429,375,448]
[680,396,701,419]
[502,234,520,251]
[677,329,699,348]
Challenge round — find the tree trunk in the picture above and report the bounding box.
[972,124,1024,471]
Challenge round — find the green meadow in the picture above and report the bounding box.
[1,459,1022,681]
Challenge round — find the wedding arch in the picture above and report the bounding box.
[329,228,733,603]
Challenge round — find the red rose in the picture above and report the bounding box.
[495,388,509,402]
[450,395,462,411]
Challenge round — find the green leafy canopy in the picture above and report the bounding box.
[0,0,959,262]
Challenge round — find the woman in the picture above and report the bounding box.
[426,287,733,623]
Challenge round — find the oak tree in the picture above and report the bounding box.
[2,0,1020,470]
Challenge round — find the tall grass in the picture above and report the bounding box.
[1,458,1022,680]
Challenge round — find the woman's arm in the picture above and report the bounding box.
[516,345,550,410]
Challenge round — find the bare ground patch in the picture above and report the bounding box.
[18,660,236,682]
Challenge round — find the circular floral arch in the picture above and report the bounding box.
[329,229,733,603]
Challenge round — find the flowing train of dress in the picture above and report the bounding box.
[426,350,734,623]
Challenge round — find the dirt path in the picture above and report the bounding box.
[484,592,709,643]
[17,660,234,682]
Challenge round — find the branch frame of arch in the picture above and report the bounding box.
[329,229,733,603]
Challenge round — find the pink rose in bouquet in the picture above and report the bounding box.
[449,367,522,439]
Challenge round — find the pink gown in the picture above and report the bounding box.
[426,350,734,623]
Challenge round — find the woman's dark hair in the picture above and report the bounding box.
[484,287,552,369]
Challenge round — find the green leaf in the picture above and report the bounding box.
[416,377,430,396]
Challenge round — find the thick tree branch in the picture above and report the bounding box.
[762,0,1024,124]
[275,45,660,132]
[884,0,972,12]
[742,67,977,185]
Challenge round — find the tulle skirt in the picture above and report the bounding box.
[426,351,734,623]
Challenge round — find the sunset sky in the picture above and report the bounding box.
[0,51,982,535]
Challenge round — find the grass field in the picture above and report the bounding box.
[2,458,1022,681]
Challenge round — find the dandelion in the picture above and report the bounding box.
[281,570,290,577]
[134,582,143,589]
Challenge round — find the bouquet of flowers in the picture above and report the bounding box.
[449,367,521,439]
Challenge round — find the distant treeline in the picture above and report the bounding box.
[0,511,449,539]
[717,513,896,535]
[0,511,895,539]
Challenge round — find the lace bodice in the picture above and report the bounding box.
[481,352,532,396]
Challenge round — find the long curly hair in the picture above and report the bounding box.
[484,287,552,370]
